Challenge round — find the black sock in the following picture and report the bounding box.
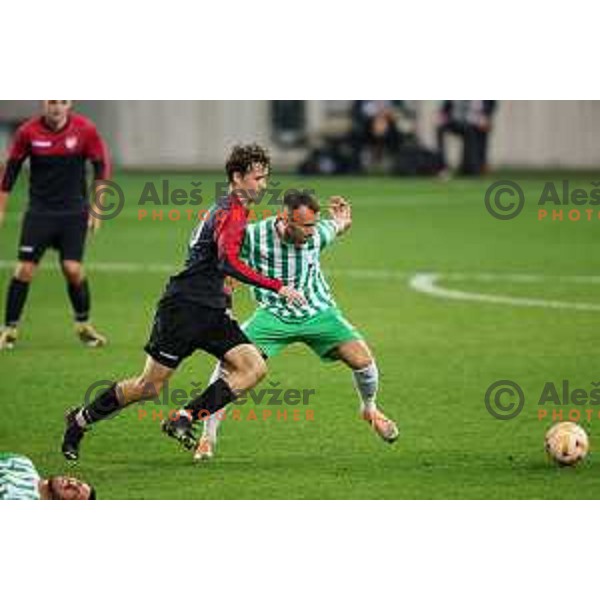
[67,278,91,323]
[184,379,236,422]
[5,277,30,327]
[79,383,122,426]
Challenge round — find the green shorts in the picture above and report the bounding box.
[242,307,363,361]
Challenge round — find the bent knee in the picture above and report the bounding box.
[252,355,268,384]
[238,357,267,390]
[14,262,37,282]
[225,347,268,390]
[353,354,374,371]
[62,262,84,285]
[337,340,374,370]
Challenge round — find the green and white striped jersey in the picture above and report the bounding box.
[0,453,41,500]
[242,217,340,322]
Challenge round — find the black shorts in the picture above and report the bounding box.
[144,295,251,369]
[18,211,88,263]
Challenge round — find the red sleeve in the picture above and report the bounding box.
[1,124,30,192]
[215,204,283,292]
[84,123,111,180]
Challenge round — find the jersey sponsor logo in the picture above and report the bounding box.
[31,140,52,148]
[65,135,78,150]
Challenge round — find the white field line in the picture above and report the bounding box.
[2,259,600,312]
[0,260,412,279]
[0,260,174,273]
[409,273,600,312]
[443,273,600,284]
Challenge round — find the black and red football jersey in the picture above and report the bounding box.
[166,194,283,308]
[0,112,111,214]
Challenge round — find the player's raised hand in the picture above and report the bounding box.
[329,195,348,210]
[328,195,352,234]
[278,285,307,307]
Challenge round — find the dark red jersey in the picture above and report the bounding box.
[0,112,111,214]
[165,194,282,308]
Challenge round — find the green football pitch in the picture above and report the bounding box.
[1,171,599,499]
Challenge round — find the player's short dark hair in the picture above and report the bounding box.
[225,144,271,182]
[283,190,320,214]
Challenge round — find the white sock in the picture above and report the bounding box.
[352,361,379,413]
[203,362,226,442]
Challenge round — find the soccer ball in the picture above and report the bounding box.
[545,422,589,466]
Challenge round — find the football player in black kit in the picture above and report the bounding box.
[0,100,110,350]
[61,144,306,461]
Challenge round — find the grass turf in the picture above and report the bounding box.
[1,171,599,498]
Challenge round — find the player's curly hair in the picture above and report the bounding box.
[225,144,271,182]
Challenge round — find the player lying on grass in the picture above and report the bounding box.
[61,144,306,461]
[0,100,110,350]
[195,190,399,461]
[0,452,95,500]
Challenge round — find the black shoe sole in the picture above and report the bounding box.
[161,419,196,450]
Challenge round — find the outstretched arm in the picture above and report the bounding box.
[216,205,306,306]
[216,204,283,291]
